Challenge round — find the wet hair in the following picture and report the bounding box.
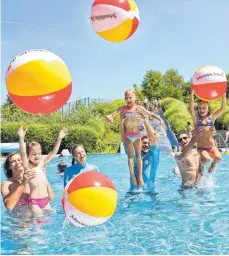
[27,141,42,155]
[4,152,20,179]
[71,144,85,166]
[58,162,67,172]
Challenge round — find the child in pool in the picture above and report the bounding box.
[105,89,165,187]
[18,126,68,214]
[190,90,226,173]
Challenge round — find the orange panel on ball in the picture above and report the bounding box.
[9,83,72,114]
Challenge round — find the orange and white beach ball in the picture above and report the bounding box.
[5,49,72,114]
[192,66,227,101]
[91,0,140,42]
[62,171,118,227]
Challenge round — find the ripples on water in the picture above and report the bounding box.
[1,153,229,254]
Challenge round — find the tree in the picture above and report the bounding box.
[141,70,163,100]
[163,69,185,88]
[2,95,13,107]
[133,84,144,101]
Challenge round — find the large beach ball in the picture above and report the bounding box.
[91,0,140,42]
[62,171,118,227]
[5,49,72,114]
[192,66,227,101]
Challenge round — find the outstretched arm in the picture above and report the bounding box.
[44,128,68,165]
[212,93,227,121]
[137,105,166,129]
[18,126,29,169]
[105,108,121,124]
[190,89,197,123]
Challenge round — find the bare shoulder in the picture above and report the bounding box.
[1,180,11,195]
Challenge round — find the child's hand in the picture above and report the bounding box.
[59,128,68,139]
[18,126,27,138]
[105,114,113,124]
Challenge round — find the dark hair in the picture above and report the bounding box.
[141,135,149,141]
[4,152,20,178]
[71,144,85,166]
[187,122,191,125]
[58,162,67,172]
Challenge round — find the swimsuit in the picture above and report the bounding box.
[16,197,49,209]
[196,116,215,154]
[28,197,49,209]
[122,106,141,142]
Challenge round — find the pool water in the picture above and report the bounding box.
[1,153,229,255]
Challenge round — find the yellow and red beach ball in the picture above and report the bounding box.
[5,49,72,114]
[62,171,118,227]
[91,0,140,42]
[192,66,227,101]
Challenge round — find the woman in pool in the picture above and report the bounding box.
[105,89,165,187]
[64,144,100,187]
[1,152,53,212]
[190,89,226,173]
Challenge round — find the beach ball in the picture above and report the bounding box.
[62,171,118,227]
[5,49,72,114]
[91,0,140,42]
[192,66,227,101]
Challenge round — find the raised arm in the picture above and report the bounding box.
[212,93,227,121]
[175,127,202,160]
[141,115,157,146]
[190,89,197,123]
[137,105,166,129]
[44,128,68,165]
[18,126,29,169]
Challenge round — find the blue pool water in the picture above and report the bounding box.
[1,153,229,255]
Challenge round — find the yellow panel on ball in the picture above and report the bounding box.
[6,59,71,96]
[68,187,118,218]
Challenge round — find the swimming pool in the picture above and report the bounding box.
[1,153,229,255]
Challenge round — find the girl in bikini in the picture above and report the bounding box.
[190,89,226,173]
[105,89,165,187]
[18,126,68,214]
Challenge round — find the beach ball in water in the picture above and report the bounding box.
[192,66,227,101]
[91,0,140,42]
[62,171,118,227]
[5,49,72,114]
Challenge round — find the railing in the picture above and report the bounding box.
[215,130,228,149]
[60,97,111,115]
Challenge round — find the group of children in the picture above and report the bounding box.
[17,88,226,215]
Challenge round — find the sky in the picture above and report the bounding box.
[1,0,229,104]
